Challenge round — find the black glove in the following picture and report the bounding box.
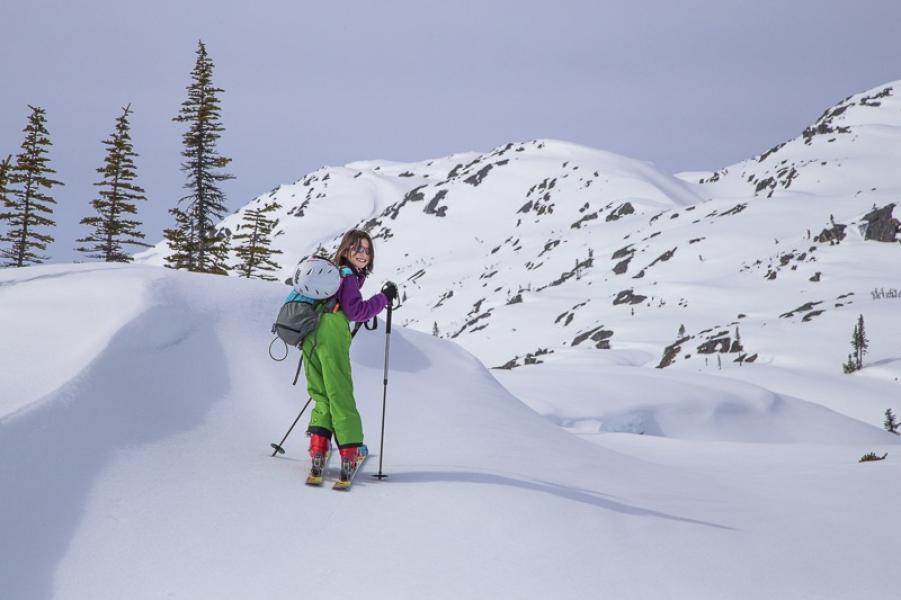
[381,281,398,302]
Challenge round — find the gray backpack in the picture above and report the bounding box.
[272,301,322,349]
[270,256,342,384]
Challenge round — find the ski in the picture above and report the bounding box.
[305,450,331,486]
[332,445,369,491]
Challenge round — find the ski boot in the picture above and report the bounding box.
[334,445,369,490]
[305,433,331,486]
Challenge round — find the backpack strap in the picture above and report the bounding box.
[327,266,354,313]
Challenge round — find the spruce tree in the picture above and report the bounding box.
[854,314,868,370]
[162,206,193,270]
[0,155,11,215]
[0,106,64,267]
[77,104,148,261]
[842,353,857,374]
[232,200,282,280]
[165,40,233,274]
[0,155,10,261]
[884,408,899,435]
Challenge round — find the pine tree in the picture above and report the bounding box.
[231,201,282,280]
[884,408,899,435]
[0,155,10,261]
[842,353,857,374]
[432,321,439,337]
[678,323,686,338]
[854,314,868,370]
[165,40,234,274]
[162,206,193,270]
[0,155,11,214]
[77,104,148,261]
[0,106,64,267]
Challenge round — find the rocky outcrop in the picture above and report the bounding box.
[613,289,647,305]
[493,347,554,369]
[605,202,635,222]
[571,325,613,349]
[861,204,900,242]
[658,336,691,368]
[814,222,847,245]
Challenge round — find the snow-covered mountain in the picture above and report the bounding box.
[695,82,901,199]
[2,263,899,599]
[141,80,901,393]
[10,80,899,598]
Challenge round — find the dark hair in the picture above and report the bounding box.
[333,229,375,276]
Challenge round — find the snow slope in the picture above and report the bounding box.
[137,81,901,440]
[2,264,900,599]
[8,79,901,598]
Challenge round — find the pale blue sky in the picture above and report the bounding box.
[2,0,899,262]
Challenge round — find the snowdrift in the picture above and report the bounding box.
[2,264,899,599]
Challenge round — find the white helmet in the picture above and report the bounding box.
[292,256,341,299]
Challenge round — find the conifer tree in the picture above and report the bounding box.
[232,200,282,280]
[842,353,857,374]
[0,106,64,267]
[0,155,11,215]
[0,155,10,262]
[853,314,868,370]
[884,408,899,435]
[162,206,193,269]
[77,104,148,261]
[165,40,233,274]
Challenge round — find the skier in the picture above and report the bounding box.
[304,229,397,486]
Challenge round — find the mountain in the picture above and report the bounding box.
[7,80,901,599]
[2,263,899,599]
[141,81,901,395]
[693,81,901,199]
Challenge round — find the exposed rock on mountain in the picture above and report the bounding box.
[137,81,901,371]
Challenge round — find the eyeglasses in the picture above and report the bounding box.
[351,244,371,256]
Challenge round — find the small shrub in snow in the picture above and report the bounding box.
[859,452,888,463]
[884,409,899,435]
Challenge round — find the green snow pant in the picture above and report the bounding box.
[303,311,364,448]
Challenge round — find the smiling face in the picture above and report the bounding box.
[334,229,376,275]
[344,238,372,271]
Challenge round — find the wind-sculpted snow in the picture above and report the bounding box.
[137,89,901,443]
[1,269,230,599]
[10,79,901,598]
[2,265,900,599]
[0,264,157,418]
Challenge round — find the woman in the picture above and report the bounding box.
[304,229,397,485]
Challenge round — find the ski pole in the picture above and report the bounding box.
[372,303,393,479]
[270,397,312,457]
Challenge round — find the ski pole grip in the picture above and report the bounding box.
[386,304,393,334]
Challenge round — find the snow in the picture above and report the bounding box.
[0,263,157,418]
[2,263,899,599]
[7,79,901,598]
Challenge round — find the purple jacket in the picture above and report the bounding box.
[337,266,388,322]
